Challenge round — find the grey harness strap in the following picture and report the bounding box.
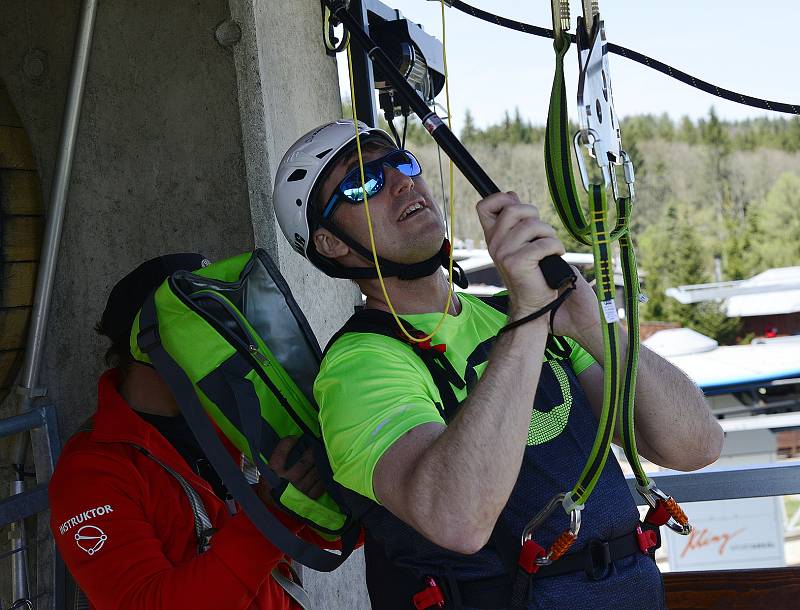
[78,417,214,554]
[272,561,314,610]
[132,444,215,554]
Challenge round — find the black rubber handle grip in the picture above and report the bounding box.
[327,0,575,289]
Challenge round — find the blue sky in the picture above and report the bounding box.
[337,1,798,131]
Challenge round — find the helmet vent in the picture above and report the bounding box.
[287,169,307,182]
[315,148,333,159]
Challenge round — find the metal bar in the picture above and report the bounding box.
[54,549,67,610]
[347,0,378,127]
[0,486,49,527]
[41,404,62,472]
[0,409,47,439]
[12,0,96,602]
[627,462,800,505]
[18,0,98,397]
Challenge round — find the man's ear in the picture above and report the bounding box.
[313,227,349,259]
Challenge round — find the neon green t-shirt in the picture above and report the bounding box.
[313,293,595,503]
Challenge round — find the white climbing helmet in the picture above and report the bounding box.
[273,119,395,261]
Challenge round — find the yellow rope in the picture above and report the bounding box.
[344,21,457,343]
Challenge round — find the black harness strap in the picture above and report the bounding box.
[325,307,466,421]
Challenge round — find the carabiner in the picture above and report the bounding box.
[573,129,611,191]
[637,482,692,536]
[610,149,636,202]
[521,492,583,566]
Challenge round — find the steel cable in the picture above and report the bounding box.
[449,0,799,115]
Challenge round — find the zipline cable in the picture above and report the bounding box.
[446,0,800,116]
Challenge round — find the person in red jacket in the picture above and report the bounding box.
[49,253,326,610]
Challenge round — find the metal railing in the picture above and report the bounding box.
[627,461,800,505]
[0,405,65,610]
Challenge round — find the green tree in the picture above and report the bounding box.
[752,172,800,268]
[639,205,742,343]
[461,109,479,143]
[678,116,698,144]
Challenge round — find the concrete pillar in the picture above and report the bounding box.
[0,0,367,607]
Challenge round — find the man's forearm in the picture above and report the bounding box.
[577,325,723,470]
[400,317,550,552]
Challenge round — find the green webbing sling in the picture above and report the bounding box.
[540,29,691,544]
[544,32,625,512]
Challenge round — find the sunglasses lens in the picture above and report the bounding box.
[386,150,421,177]
[341,172,383,202]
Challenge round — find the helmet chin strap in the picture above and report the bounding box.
[317,219,469,288]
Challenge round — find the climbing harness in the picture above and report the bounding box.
[326,295,662,610]
[444,0,799,115]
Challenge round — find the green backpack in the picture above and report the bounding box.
[130,249,360,571]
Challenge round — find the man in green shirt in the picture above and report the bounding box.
[272,119,723,609]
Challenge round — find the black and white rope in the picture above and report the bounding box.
[448,0,799,115]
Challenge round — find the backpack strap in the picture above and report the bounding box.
[137,292,359,572]
[132,444,215,554]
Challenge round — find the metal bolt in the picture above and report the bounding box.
[215,20,242,48]
[22,50,48,80]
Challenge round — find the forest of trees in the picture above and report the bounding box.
[344,104,800,343]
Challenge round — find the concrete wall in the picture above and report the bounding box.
[0,0,367,607]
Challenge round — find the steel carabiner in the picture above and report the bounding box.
[521,492,583,566]
[637,482,692,536]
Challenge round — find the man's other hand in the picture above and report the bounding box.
[257,436,325,502]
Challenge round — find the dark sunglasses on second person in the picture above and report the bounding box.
[321,149,422,220]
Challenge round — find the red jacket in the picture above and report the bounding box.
[49,369,323,610]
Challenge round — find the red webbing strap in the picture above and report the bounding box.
[412,577,446,609]
[517,539,546,574]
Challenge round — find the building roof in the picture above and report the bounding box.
[725,267,800,317]
[666,266,800,317]
[644,331,800,395]
[641,327,718,357]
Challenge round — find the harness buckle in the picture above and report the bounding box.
[521,492,583,567]
[637,482,692,536]
[584,538,611,580]
[137,323,162,354]
[412,577,445,609]
[636,525,659,555]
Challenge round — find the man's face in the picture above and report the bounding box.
[316,144,446,265]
